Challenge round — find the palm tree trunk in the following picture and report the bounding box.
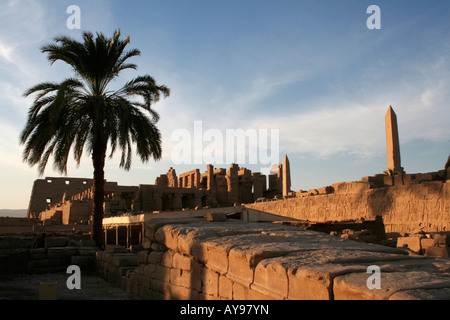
[91,143,107,248]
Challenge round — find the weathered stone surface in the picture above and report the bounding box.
[389,287,450,300]
[334,268,450,300]
[111,253,138,267]
[204,213,227,222]
[45,237,69,248]
[105,245,128,254]
[46,247,78,259]
[246,180,450,235]
[397,236,422,253]
[425,246,450,258]
[96,219,450,300]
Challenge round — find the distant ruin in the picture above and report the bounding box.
[27,159,292,225]
[26,106,449,238]
[4,106,449,300]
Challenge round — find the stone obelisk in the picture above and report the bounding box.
[282,154,291,197]
[385,106,404,174]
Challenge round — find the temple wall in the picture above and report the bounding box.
[95,218,450,300]
[246,180,450,235]
[27,177,92,218]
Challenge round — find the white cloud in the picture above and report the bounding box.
[0,41,13,62]
[247,103,385,158]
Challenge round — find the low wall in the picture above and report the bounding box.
[246,180,450,235]
[0,217,39,235]
[96,218,450,300]
[0,235,97,274]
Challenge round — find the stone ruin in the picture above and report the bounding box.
[27,157,293,227]
[1,106,449,300]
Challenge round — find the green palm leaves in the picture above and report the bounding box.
[20,30,170,246]
[20,30,169,175]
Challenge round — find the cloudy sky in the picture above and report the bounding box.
[0,0,449,211]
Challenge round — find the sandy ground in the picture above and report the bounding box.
[0,272,140,300]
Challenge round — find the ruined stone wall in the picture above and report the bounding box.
[27,177,92,218]
[246,180,450,235]
[95,218,450,300]
[0,235,96,274]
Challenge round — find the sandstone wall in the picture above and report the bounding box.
[0,235,96,274]
[246,180,450,235]
[96,218,450,300]
[27,177,92,218]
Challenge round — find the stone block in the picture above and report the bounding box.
[232,282,250,300]
[383,176,394,186]
[389,287,450,300]
[46,247,78,260]
[142,240,152,249]
[28,258,66,269]
[155,226,178,251]
[106,245,128,253]
[218,275,233,300]
[145,218,200,243]
[204,213,227,222]
[148,251,163,264]
[393,174,404,186]
[45,237,69,248]
[77,247,97,256]
[166,282,198,300]
[143,263,156,278]
[137,250,149,264]
[433,233,450,247]
[150,277,166,293]
[253,258,288,298]
[424,246,450,258]
[202,267,219,297]
[420,238,435,254]
[151,242,166,251]
[227,249,255,285]
[0,236,35,249]
[95,251,103,261]
[173,252,193,271]
[29,248,47,260]
[130,245,145,253]
[112,253,138,267]
[169,267,201,291]
[287,267,331,300]
[153,265,171,283]
[227,244,289,286]
[197,241,231,275]
[247,287,275,300]
[71,255,93,266]
[102,252,115,264]
[161,250,174,268]
[397,237,421,253]
[189,263,203,291]
[333,270,450,300]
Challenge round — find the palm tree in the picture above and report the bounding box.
[20,30,170,247]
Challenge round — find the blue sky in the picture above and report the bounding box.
[0,0,449,210]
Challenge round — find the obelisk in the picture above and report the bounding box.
[385,106,404,174]
[282,154,291,197]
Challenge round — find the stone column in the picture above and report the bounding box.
[282,154,291,197]
[226,163,239,206]
[252,173,266,201]
[173,194,183,211]
[385,106,404,175]
[207,164,214,190]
